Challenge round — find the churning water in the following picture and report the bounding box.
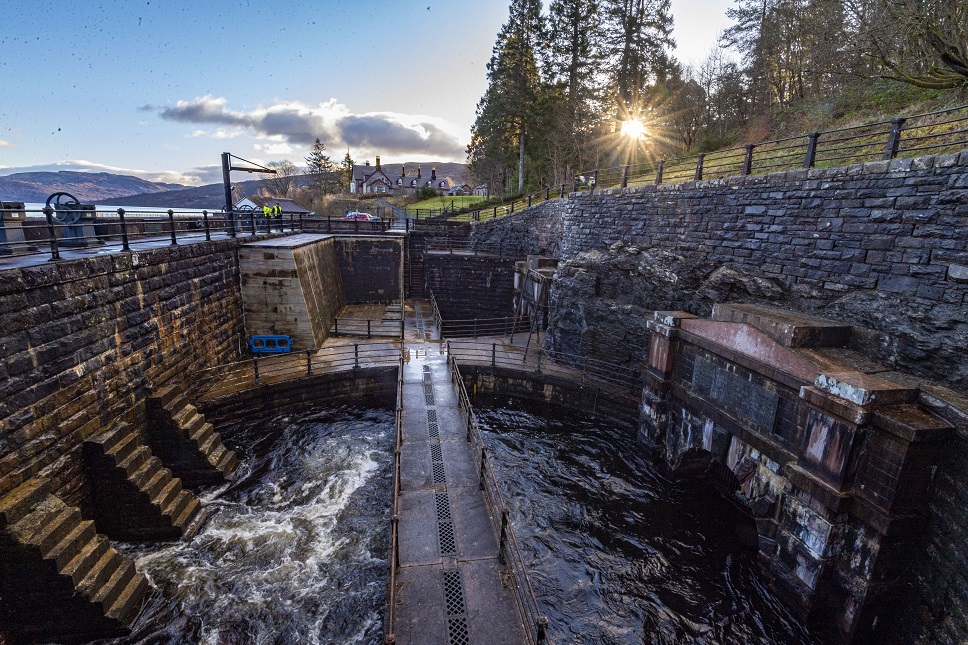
[102,406,393,645]
[475,399,823,645]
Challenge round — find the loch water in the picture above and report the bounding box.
[475,399,823,645]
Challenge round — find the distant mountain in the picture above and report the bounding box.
[0,171,186,204]
[0,161,472,209]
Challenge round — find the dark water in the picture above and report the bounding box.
[475,400,822,645]
[102,406,393,645]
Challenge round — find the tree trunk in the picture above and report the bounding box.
[518,125,526,194]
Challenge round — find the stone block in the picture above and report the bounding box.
[814,371,918,407]
[711,303,850,348]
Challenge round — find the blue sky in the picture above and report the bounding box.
[0,0,732,186]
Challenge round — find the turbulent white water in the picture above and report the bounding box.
[104,407,393,645]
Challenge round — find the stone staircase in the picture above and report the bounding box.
[0,478,149,642]
[84,423,203,542]
[146,384,239,488]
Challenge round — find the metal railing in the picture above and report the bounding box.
[441,103,968,224]
[197,343,402,397]
[446,348,550,645]
[426,288,532,339]
[331,311,405,339]
[448,340,642,408]
[385,354,405,644]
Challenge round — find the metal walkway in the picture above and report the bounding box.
[391,301,526,644]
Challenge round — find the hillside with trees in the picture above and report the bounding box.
[468,0,968,197]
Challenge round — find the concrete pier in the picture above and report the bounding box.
[391,300,526,644]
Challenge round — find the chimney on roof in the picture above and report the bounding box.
[431,167,437,181]
[365,160,370,166]
[401,165,406,177]
[376,155,381,171]
[417,165,422,179]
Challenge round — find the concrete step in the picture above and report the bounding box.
[190,422,215,449]
[36,506,82,556]
[76,548,123,598]
[216,450,240,475]
[91,559,136,611]
[154,478,183,512]
[116,445,151,477]
[173,497,202,531]
[107,430,143,464]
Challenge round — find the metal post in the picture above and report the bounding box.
[306,349,313,375]
[354,343,360,368]
[621,164,630,188]
[537,617,549,645]
[573,177,579,193]
[498,511,509,564]
[491,343,496,367]
[592,170,599,193]
[510,201,514,214]
[168,210,178,245]
[474,319,478,338]
[202,209,211,241]
[299,212,304,231]
[742,145,755,176]
[694,153,705,181]
[559,184,565,198]
[804,132,820,169]
[527,194,532,208]
[221,152,236,237]
[655,161,664,185]
[327,215,332,232]
[117,208,130,252]
[42,206,61,261]
[367,319,372,338]
[253,357,260,383]
[479,448,487,490]
[883,117,906,160]
[545,187,550,200]
[536,350,542,373]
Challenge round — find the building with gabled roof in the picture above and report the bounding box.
[350,156,452,196]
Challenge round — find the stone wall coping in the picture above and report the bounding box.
[242,233,334,249]
[814,371,918,407]
[711,303,851,348]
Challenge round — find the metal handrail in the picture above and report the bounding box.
[446,344,550,645]
[385,354,405,644]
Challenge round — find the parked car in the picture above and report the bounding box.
[342,211,381,221]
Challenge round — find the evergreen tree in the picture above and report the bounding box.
[603,0,674,121]
[468,0,544,195]
[339,151,354,193]
[305,138,339,195]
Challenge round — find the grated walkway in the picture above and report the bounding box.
[393,301,526,644]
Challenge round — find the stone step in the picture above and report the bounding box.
[91,559,136,611]
[107,430,143,464]
[163,490,191,522]
[172,405,199,429]
[36,506,82,556]
[142,468,171,500]
[173,497,202,531]
[62,533,110,587]
[198,431,219,456]
[105,569,150,623]
[116,445,151,477]
[154,478,183,512]
[207,443,227,469]
[46,518,97,571]
[75,548,123,598]
[190,422,215,449]
[218,450,240,474]
[182,411,207,436]
[90,423,133,454]
[0,478,52,528]
[150,383,182,410]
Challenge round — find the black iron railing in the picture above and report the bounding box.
[446,346,550,645]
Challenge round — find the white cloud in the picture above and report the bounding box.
[254,142,294,155]
[156,95,467,161]
[189,128,242,140]
[0,140,14,148]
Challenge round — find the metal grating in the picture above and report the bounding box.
[443,570,466,615]
[428,409,440,438]
[432,461,447,483]
[448,617,469,645]
[435,492,452,521]
[435,492,457,555]
[443,571,469,645]
[431,443,443,461]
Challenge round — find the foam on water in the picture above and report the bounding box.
[105,407,392,645]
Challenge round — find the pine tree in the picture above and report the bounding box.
[305,138,339,195]
[339,151,354,193]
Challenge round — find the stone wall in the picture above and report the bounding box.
[336,236,404,303]
[424,251,516,322]
[239,235,344,350]
[0,240,245,509]
[473,153,968,393]
[470,199,565,259]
